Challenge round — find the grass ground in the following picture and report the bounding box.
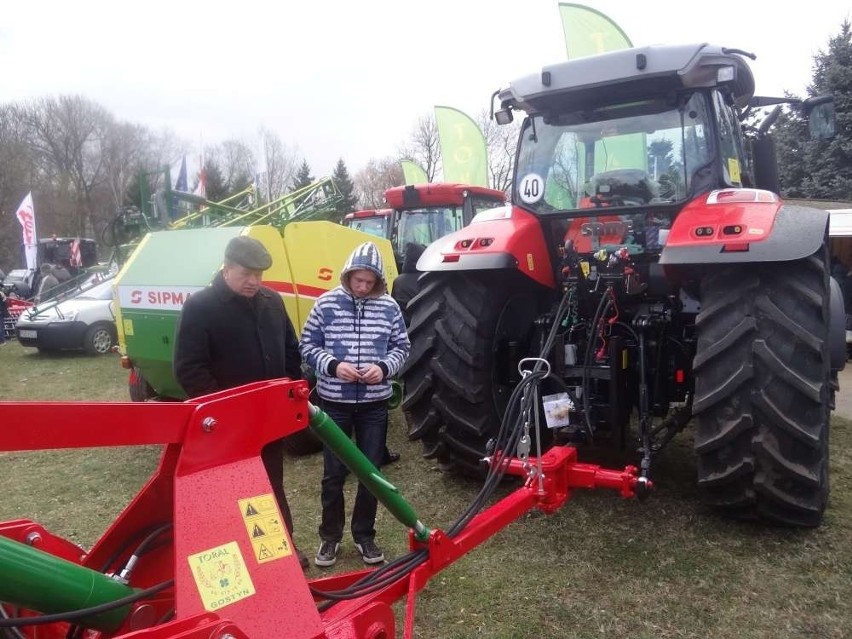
[1,340,851,638]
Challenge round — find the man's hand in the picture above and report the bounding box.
[357,363,383,384]
[336,362,362,382]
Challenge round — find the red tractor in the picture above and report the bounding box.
[401,43,843,527]
[343,184,506,318]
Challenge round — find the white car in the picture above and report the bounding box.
[16,279,117,354]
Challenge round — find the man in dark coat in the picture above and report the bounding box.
[173,235,307,568]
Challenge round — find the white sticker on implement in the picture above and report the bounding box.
[118,285,203,311]
[518,173,545,204]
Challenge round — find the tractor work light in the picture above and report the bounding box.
[717,66,735,83]
[495,108,513,125]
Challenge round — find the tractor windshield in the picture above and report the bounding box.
[514,93,716,215]
[347,216,390,239]
[394,207,465,255]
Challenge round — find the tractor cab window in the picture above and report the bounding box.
[514,92,715,214]
[469,195,506,217]
[712,89,748,187]
[350,216,389,239]
[394,207,462,255]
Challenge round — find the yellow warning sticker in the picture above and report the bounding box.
[526,253,535,271]
[238,494,292,564]
[727,158,741,184]
[123,319,134,337]
[187,541,255,612]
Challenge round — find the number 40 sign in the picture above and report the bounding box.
[519,173,544,204]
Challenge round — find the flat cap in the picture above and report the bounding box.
[224,236,273,271]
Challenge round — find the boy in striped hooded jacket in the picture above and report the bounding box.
[300,241,410,567]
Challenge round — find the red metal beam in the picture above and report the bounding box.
[0,381,642,639]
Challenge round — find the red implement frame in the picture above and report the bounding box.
[0,380,645,639]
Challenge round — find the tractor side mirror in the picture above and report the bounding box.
[804,96,836,140]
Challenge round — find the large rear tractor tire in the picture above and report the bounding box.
[693,251,831,527]
[400,271,543,474]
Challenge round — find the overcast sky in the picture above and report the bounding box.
[2,1,849,178]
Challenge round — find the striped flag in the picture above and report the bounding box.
[70,239,82,267]
[194,164,207,199]
[15,192,37,271]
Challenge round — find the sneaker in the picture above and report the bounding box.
[315,540,341,567]
[354,539,385,565]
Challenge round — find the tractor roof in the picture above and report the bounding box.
[384,184,505,209]
[498,43,755,116]
[344,208,392,220]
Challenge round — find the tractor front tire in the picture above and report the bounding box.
[693,251,831,527]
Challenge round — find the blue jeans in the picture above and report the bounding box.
[318,399,388,544]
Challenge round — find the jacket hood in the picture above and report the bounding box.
[340,241,386,297]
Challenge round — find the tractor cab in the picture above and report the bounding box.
[342,208,393,239]
[381,183,506,316]
[384,183,505,266]
[494,43,833,261]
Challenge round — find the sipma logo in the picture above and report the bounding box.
[120,286,202,311]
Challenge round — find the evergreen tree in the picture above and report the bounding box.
[773,106,811,198]
[123,169,146,208]
[802,21,852,199]
[202,161,227,203]
[291,160,314,191]
[332,158,358,217]
[775,21,852,199]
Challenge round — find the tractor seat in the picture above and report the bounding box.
[583,169,659,207]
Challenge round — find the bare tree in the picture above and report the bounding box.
[22,95,113,236]
[0,105,41,270]
[354,157,404,208]
[259,128,300,201]
[211,138,255,194]
[100,121,150,209]
[478,109,520,193]
[398,114,441,182]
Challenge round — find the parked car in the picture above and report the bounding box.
[16,278,117,354]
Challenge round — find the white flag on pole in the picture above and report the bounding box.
[15,192,37,271]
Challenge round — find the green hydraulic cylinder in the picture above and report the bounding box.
[0,535,136,632]
[308,404,431,542]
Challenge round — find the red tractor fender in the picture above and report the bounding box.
[660,189,829,265]
[415,205,556,288]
